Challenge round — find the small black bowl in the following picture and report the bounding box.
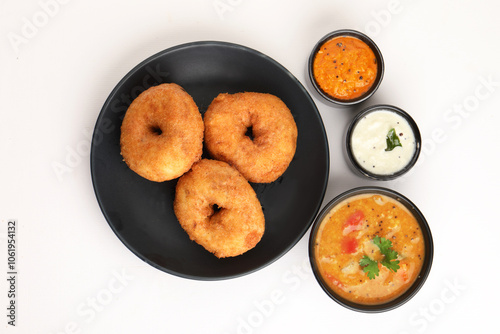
[308,29,384,106]
[345,104,421,180]
[309,186,433,312]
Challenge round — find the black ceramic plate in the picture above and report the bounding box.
[90,41,329,280]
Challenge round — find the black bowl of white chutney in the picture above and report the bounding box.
[345,105,421,180]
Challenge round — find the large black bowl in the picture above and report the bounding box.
[309,186,433,312]
[91,41,329,280]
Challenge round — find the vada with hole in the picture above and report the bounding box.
[120,83,204,182]
[174,159,265,258]
[204,92,298,183]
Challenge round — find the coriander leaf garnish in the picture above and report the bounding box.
[374,236,400,272]
[385,128,402,151]
[381,256,400,272]
[359,236,400,279]
[359,255,379,279]
[373,236,392,254]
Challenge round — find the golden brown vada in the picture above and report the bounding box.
[120,83,203,182]
[204,92,298,183]
[173,159,265,258]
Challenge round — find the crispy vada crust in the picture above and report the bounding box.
[120,83,203,182]
[174,159,265,258]
[204,92,298,183]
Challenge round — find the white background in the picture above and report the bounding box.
[1,0,499,333]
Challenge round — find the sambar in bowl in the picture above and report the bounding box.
[309,187,433,312]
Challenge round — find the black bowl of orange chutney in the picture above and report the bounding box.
[308,29,384,106]
[309,187,433,312]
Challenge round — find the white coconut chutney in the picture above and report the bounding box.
[350,110,416,175]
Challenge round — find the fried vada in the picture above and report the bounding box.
[204,92,298,183]
[120,83,203,182]
[174,159,265,258]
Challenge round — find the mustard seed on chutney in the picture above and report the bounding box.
[313,193,426,306]
[313,36,378,100]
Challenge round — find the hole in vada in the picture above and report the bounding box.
[245,126,255,141]
[212,204,222,214]
[208,204,223,219]
[150,125,163,136]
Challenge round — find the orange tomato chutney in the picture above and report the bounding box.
[313,193,425,305]
[313,36,377,100]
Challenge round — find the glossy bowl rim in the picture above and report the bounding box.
[345,104,422,180]
[308,186,434,313]
[308,29,385,106]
